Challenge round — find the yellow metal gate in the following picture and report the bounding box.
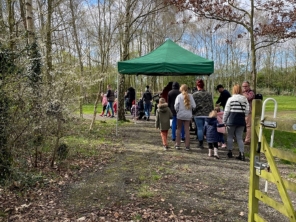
[248,99,296,222]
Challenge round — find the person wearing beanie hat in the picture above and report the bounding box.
[192,79,214,149]
[215,84,231,110]
[168,82,185,142]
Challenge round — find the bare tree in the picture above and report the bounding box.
[69,0,84,118]
[25,0,34,43]
[6,0,16,50]
[45,0,53,84]
[117,0,168,121]
[88,0,120,130]
[166,0,296,92]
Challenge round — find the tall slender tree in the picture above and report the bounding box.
[69,0,84,118]
[0,45,15,180]
[45,0,53,84]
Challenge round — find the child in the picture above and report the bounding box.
[215,107,227,148]
[204,110,224,159]
[155,98,173,150]
[131,100,137,120]
[100,93,110,117]
[113,98,118,114]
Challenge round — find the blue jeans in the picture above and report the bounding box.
[125,98,129,111]
[218,133,225,143]
[194,117,206,141]
[171,115,185,140]
[144,102,151,117]
[105,101,114,116]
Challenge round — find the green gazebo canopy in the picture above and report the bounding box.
[117,39,214,76]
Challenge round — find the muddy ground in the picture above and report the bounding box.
[61,114,295,221]
[1,114,295,222]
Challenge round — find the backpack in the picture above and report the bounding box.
[250,90,263,100]
[255,93,263,100]
[143,91,152,102]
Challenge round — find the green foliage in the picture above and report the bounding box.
[264,129,296,151]
[151,172,162,181]
[82,104,102,114]
[26,41,42,86]
[288,173,296,179]
[257,67,296,95]
[57,143,69,160]
[0,44,16,180]
[263,96,296,112]
[9,170,45,189]
[137,184,154,198]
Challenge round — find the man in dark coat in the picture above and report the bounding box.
[126,87,135,113]
[215,84,231,110]
[142,85,152,121]
[167,82,185,141]
[105,85,115,117]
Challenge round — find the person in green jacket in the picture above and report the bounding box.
[155,98,173,150]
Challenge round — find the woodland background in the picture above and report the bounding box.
[1,0,296,183]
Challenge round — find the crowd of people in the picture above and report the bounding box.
[155,79,253,160]
[99,79,255,160]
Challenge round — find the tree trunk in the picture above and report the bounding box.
[45,0,53,84]
[69,0,84,118]
[118,0,132,121]
[7,0,16,50]
[250,0,257,93]
[25,0,34,44]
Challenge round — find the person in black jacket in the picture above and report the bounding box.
[125,87,135,113]
[142,85,152,121]
[215,84,231,110]
[105,84,115,117]
[167,82,185,142]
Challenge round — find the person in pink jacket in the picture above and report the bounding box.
[100,93,110,117]
[215,106,226,148]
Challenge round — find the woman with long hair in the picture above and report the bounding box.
[223,84,249,160]
[174,84,196,151]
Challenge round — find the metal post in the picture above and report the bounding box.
[116,73,119,136]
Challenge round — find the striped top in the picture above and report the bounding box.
[223,94,249,126]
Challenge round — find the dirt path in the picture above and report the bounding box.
[59,115,295,221]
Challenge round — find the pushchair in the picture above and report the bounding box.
[132,99,145,120]
[152,93,160,115]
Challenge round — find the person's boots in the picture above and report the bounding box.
[214,148,220,159]
[236,152,245,161]
[99,111,104,117]
[227,150,233,158]
[147,116,149,121]
[208,149,213,157]
[107,111,111,117]
[198,141,204,149]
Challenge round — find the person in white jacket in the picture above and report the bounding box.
[174,84,196,151]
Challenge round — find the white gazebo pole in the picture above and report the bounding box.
[116,73,119,136]
[135,75,138,124]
